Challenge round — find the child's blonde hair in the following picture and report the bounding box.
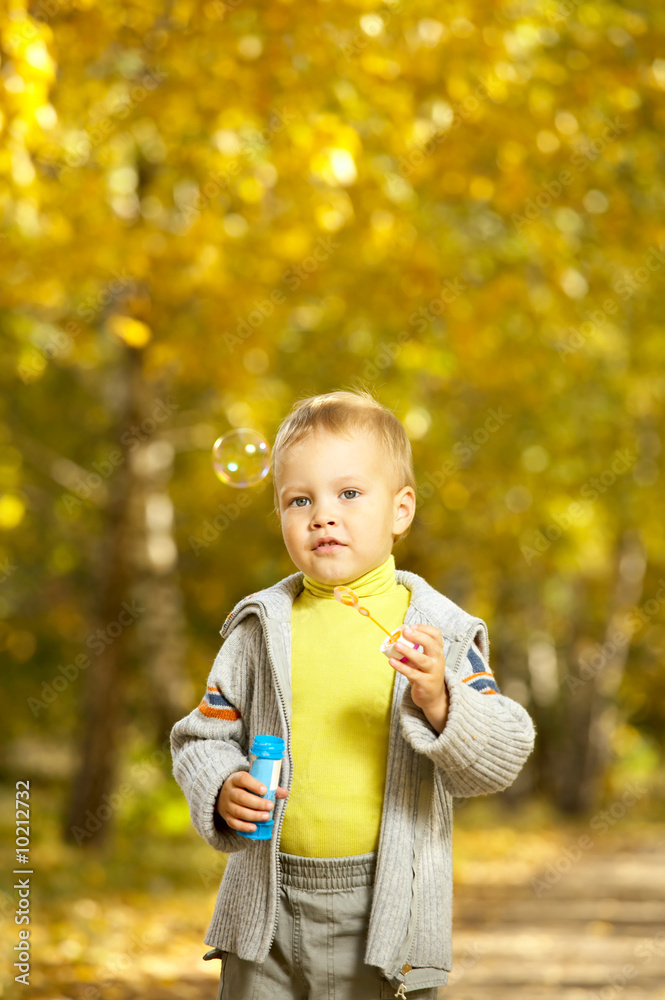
[271,385,416,546]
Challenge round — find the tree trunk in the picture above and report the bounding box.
[129,415,192,743]
[63,348,142,846]
[584,528,646,804]
[555,528,646,814]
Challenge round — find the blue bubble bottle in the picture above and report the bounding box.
[237,734,285,841]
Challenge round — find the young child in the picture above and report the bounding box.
[171,389,536,1000]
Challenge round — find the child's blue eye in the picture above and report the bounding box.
[290,497,309,507]
[341,489,359,499]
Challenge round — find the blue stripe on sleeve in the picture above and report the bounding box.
[468,677,501,694]
[466,644,487,675]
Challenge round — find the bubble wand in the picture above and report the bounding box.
[333,586,423,663]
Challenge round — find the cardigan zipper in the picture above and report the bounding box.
[259,606,292,955]
[384,624,478,990]
[224,600,292,957]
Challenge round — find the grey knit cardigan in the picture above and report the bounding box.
[170,567,536,993]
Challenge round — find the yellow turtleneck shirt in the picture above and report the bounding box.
[278,553,411,858]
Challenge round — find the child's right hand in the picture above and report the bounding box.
[216,770,290,833]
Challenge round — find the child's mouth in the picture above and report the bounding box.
[316,543,344,553]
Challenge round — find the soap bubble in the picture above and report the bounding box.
[212,428,271,487]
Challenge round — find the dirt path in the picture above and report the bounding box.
[446,835,665,999]
[25,833,665,999]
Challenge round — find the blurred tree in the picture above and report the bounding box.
[1,0,663,843]
[63,346,140,844]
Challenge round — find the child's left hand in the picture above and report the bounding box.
[389,625,449,734]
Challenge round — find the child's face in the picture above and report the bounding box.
[276,427,415,585]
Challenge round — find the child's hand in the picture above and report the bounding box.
[389,624,449,734]
[216,770,290,833]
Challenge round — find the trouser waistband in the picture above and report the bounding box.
[279,851,377,890]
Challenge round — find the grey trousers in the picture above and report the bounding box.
[211,850,441,1000]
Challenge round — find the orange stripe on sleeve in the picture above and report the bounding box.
[197,700,241,720]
